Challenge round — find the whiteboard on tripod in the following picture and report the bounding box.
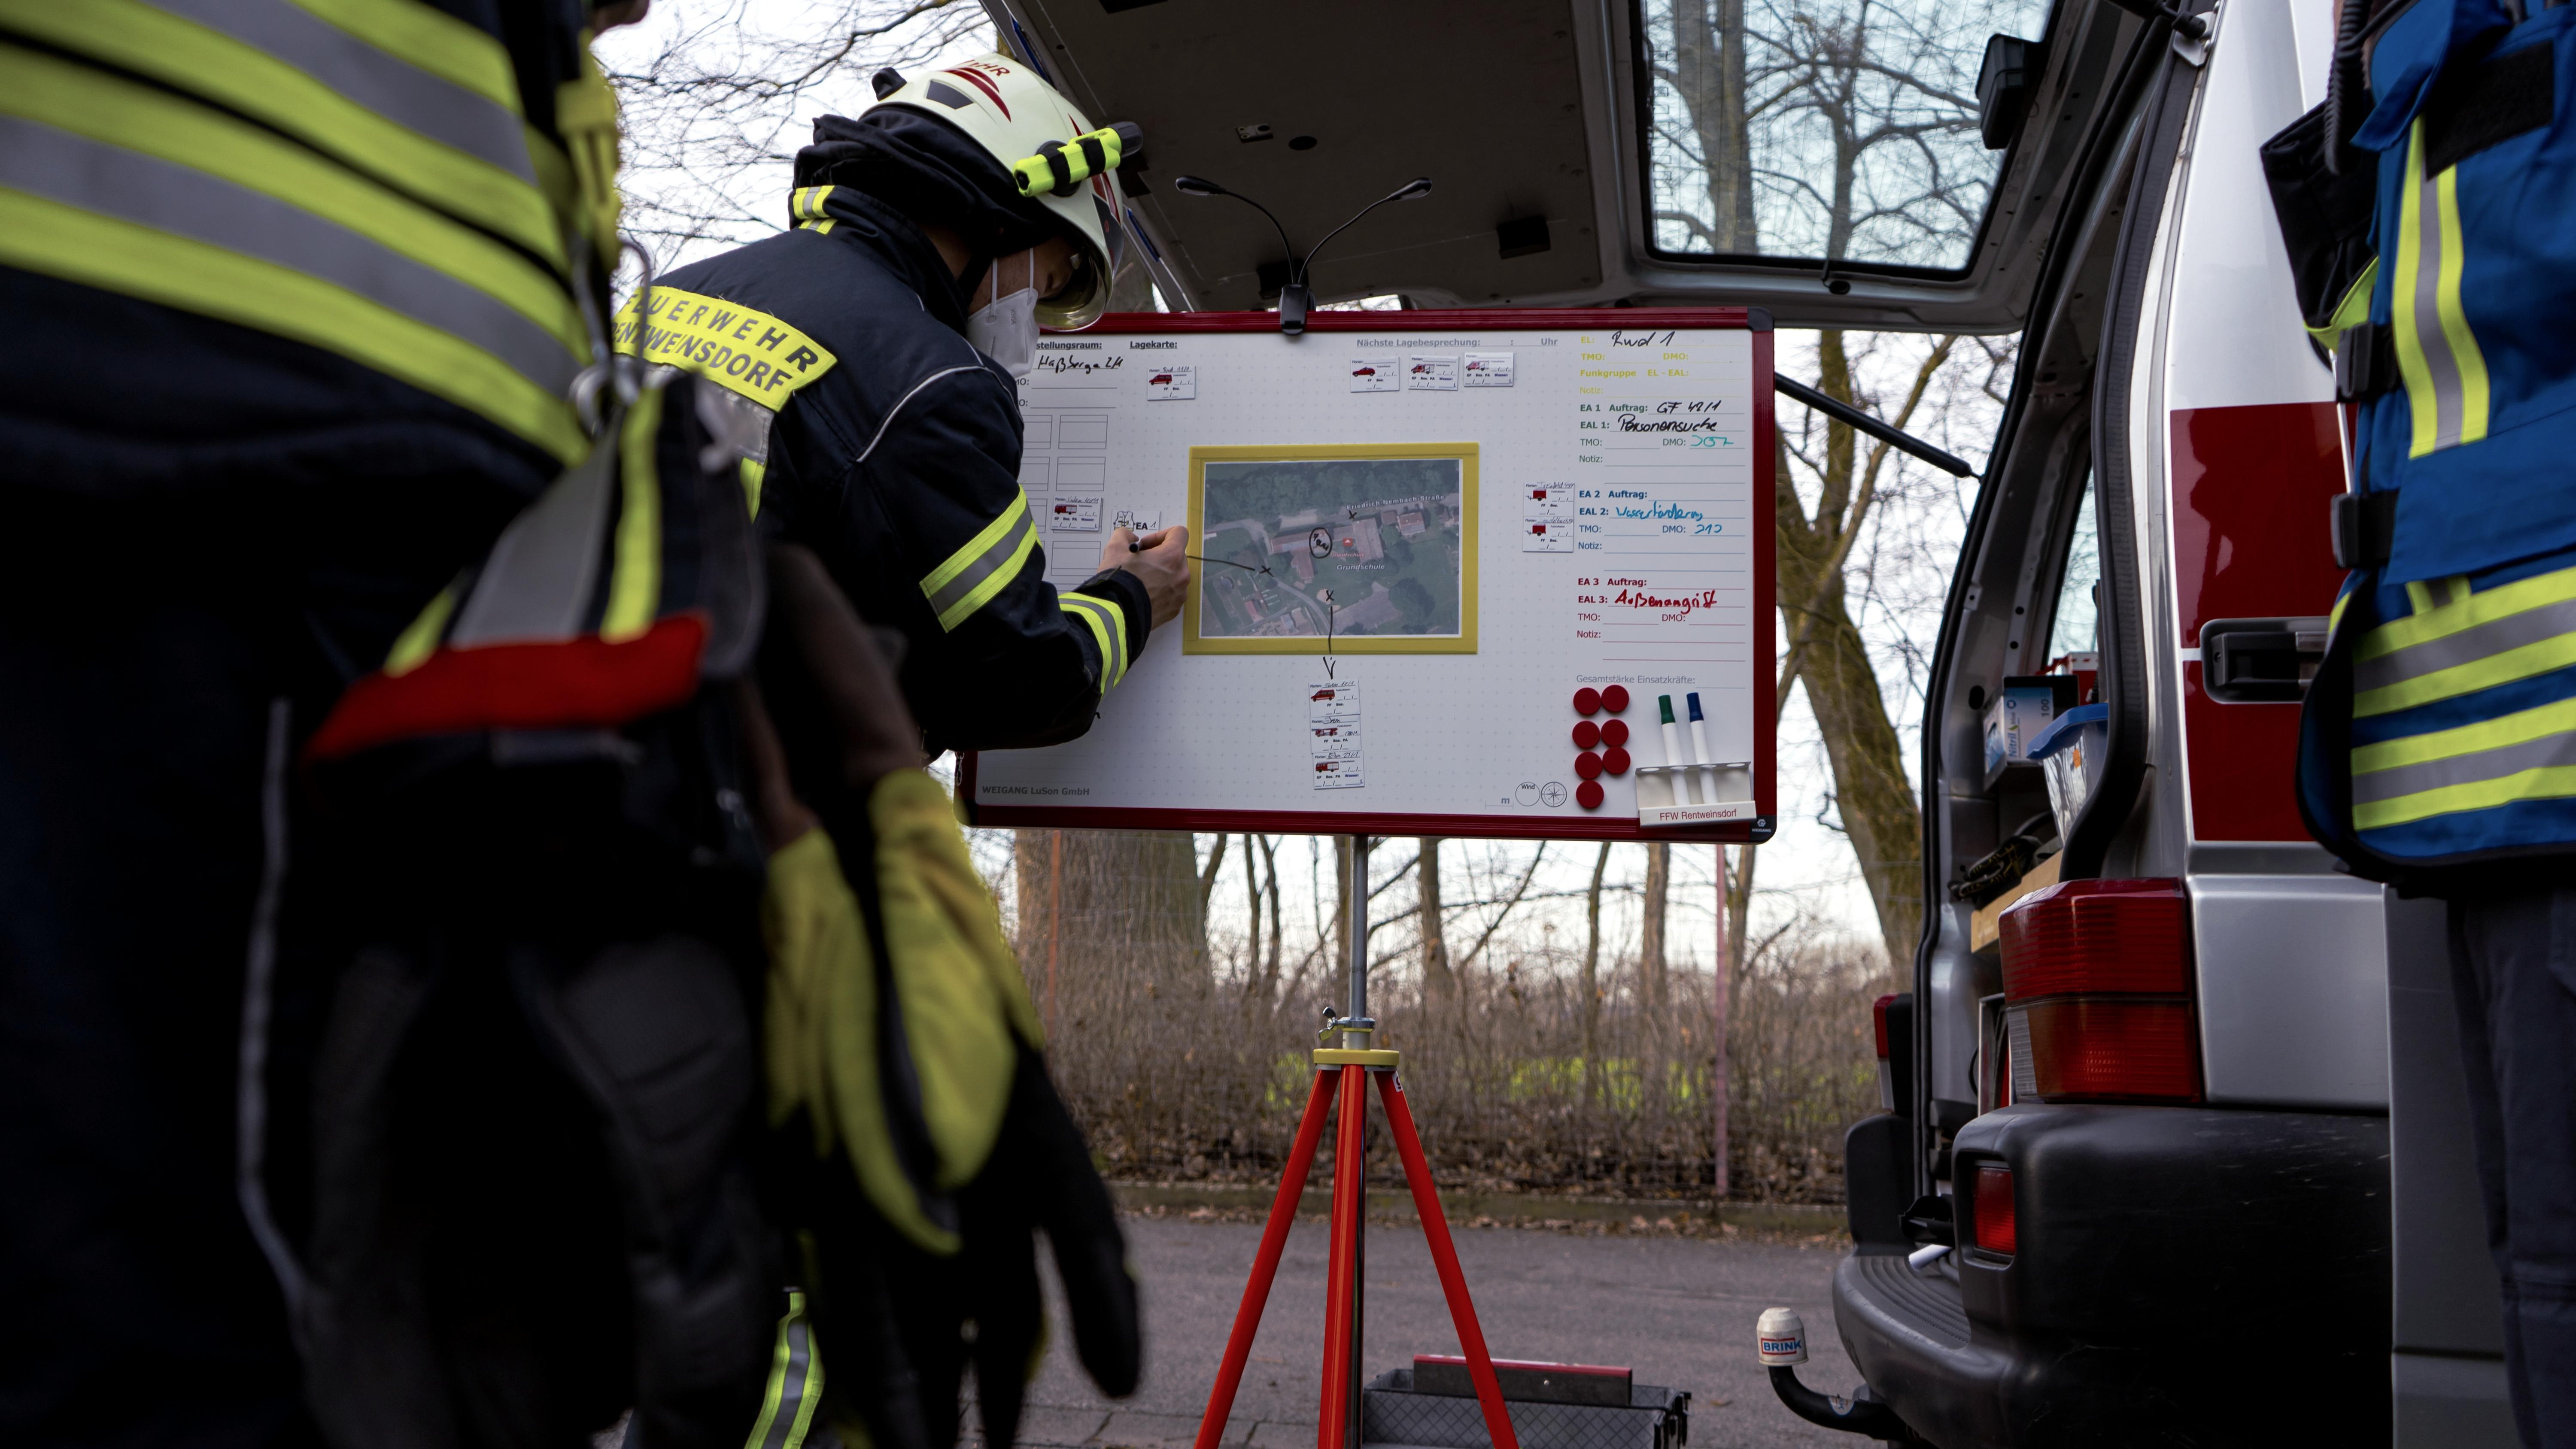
[957,309,1777,843]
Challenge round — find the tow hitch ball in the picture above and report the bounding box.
[1757,1308,1919,1443]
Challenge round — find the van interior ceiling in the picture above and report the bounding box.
[991,0,2105,330]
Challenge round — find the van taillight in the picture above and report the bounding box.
[1996,879,2200,1103]
[1971,1164,2016,1255]
[1871,993,1898,1112]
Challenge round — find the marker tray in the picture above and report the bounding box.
[1631,762,1755,830]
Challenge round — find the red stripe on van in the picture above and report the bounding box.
[2169,402,2345,842]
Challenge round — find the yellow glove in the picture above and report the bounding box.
[759,769,1042,1254]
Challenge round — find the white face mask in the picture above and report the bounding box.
[966,251,1040,381]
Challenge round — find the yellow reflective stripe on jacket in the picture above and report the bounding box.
[2352,564,2576,715]
[0,182,587,463]
[790,184,836,234]
[2353,691,2576,828]
[2394,118,2493,458]
[286,0,521,106]
[2308,259,2379,351]
[601,390,664,642]
[551,43,622,271]
[1059,591,1127,689]
[383,584,459,677]
[743,1290,823,1449]
[614,286,838,412]
[2357,685,2576,773]
[0,0,570,275]
[0,45,586,359]
[922,493,1038,632]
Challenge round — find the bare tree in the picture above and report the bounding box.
[1581,842,1613,1103]
[602,0,993,260]
[1775,336,1956,966]
[1639,842,1672,1017]
[1419,839,1455,1003]
[1644,0,2021,967]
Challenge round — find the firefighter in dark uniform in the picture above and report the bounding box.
[622,53,1189,753]
[0,3,707,1445]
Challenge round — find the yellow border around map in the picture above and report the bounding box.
[1183,442,1479,656]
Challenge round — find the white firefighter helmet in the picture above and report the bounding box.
[867,53,1132,330]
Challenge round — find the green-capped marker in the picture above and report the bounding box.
[1659,694,1685,780]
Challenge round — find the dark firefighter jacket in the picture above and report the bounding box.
[637,121,1149,755]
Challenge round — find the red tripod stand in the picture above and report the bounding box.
[1192,843,1520,1449]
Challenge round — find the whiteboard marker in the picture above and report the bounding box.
[1659,695,1700,803]
[1687,693,1717,803]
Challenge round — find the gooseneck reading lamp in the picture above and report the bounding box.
[1171,174,1433,334]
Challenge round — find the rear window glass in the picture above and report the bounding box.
[2047,473,2099,663]
[1637,0,2054,271]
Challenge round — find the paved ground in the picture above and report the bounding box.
[985,1215,1864,1449]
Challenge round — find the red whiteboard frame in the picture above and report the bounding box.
[958,307,1776,843]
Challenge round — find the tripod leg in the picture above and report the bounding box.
[1376,1072,1519,1449]
[1318,1065,1366,1449]
[1194,1070,1338,1449]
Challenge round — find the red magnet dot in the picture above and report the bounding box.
[1573,687,1601,716]
[1602,746,1632,776]
[1602,685,1631,713]
[1601,718,1630,747]
[1572,720,1601,749]
[1574,751,1604,780]
[1577,779,1606,810]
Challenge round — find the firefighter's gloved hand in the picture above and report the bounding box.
[759,776,1140,1447]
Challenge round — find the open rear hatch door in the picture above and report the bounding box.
[983,0,2109,331]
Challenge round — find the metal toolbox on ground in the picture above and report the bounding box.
[1360,1357,1688,1449]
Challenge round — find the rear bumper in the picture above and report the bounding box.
[1834,1103,2390,1448]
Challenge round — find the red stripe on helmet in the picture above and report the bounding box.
[940,67,1010,118]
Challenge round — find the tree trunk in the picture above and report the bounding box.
[1712,844,1734,1200]
[1669,0,1758,251]
[1014,831,1211,1004]
[1259,834,1284,1006]
[1774,331,1927,970]
[1726,843,1755,981]
[1639,841,1671,1017]
[1418,838,1453,1003]
[1581,842,1612,1103]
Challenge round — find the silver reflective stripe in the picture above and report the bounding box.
[2354,592,2576,696]
[2409,129,2470,452]
[2353,723,2576,806]
[1061,591,1125,686]
[0,113,579,400]
[924,502,1037,625]
[236,697,309,1314]
[144,0,535,184]
[449,439,616,646]
[752,1313,815,1449]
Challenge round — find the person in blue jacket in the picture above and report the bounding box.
[2294,0,2576,1440]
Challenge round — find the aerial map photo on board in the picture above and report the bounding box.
[1196,456,1466,642]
